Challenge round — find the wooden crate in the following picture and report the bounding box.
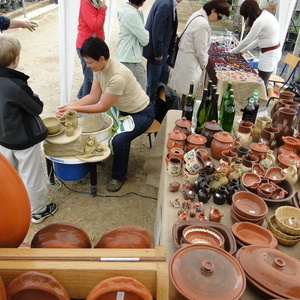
[0,246,168,300]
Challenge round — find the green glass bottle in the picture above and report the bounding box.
[221,95,235,133]
[205,86,217,122]
[195,88,208,133]
[182,80,195,121]
[219,82,233,122]
[207,92,219,122]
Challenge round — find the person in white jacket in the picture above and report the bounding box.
[117,0,149,90]
[170,0,230,104]
[230,0,281,90]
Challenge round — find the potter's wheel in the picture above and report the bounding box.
[46,127,82,144]
[78,113,108,133]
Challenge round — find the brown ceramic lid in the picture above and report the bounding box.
[168,129,187,141]
[213,131,236,143]
[175,117,192,128]
[169,244,246,300]
[187,134,207,145]
[236,245,300,299]
[204,120,222,131]
[250,142,269,153]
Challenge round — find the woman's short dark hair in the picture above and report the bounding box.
[129,0,145,6]
[80,37,110,60]
[240,0,262,27]
[203,0,230,17]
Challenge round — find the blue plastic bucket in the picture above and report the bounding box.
[53,162,90,181]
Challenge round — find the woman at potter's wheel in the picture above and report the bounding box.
[56,37,155,192]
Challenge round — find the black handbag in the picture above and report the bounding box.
[166,15,203,68]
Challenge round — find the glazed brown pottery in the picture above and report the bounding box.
[232,191,268,219]
[259,126,279,150]
[278,152,300,169]
[31,222,92,248]
[241,172,261,189]
[272,107,297,147]
[236,120,254,147]
[236,245,300,299]
[174,116,192,136]
[220,149,238,166]
[168,181,181,192]
[278,136,300,155]
[231,222,277,248]
[271,99,298,124]
[200,120,223,147]
[0,153,31,248]
[166,129,187,151]
[252,116,272,142]
[250,142,269,161]
[209,207,224,222]
[210,132,236,160]
[94,226,152,248]
[169,147,185,161]
[251,163,265,176]
[169,244,246,300]
[270,90,295,118]
[186,134,207,151]
[265,167,286,184]
[241,153,259,174]
[6,271,70,300]
[86,276,152,300]
[182,225,225,248]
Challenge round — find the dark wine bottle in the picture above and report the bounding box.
[242,98,256,123]
[253,89,259,120]
[182,80,195,121]
[207,92,219,122]
[221,95,235,133]
[219,82,233,122]
[195,88,208,133]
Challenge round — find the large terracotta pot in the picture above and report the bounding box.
[211,132,236,160]
[6,271,69,300]
[0,153,31,248]
[201,120,223,147]
[166,130,187,151]
[94,226,152,248]
[86,276,152,300]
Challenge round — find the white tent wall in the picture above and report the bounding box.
[58,0,117,105]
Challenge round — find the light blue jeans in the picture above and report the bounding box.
[77,48,93,99]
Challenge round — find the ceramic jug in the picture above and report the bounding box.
[201,120,223,147]
[219,149,238,167]
[209,207,224,222]
[259,126,279,150]
[271,99,299,124]
[283,159,298,185]
[235,121,254,147]
[272,107,297,147]
[213,186,229,205]
[241,153,259,174]
[252,116,272,142]
[228,163,242,180]
[65,110,78,129]
[259,150,276,169]
[270,90,295,118]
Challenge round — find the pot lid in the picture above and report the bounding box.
[236,245,300,299]
[168,129,187,141]
[250,142,269,153]
[169,244,246,300]
[204,120,222,131]
[175,117,192,128]
[187,134,207,144]
[213,132,236,143]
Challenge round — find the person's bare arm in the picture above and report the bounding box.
[8,20,38,31]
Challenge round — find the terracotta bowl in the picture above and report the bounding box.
[241,172,261,189]
[274,206,300,235]
[182,225,225,248]
[231,205,266,223]
[251,163,265,176]
[232,191,268,219]
[265,167,286,184]
[31,222,92,248]
[6,271,69,300]
[231,221,277,248]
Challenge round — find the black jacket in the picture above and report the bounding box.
[0,67,47,150]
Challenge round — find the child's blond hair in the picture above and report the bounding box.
[0,34,21,68]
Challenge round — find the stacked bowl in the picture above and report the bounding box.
[231,191,268,225]
[268,206,300,246]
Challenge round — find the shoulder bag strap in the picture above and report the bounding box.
[179,15,204,39]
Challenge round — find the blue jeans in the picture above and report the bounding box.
[77,48,93,99]
[146,58,170,102]
[111,103,155,180]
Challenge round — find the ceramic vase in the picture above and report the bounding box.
[283,159,298,185]
[66,110,78,129]
[278,136,300,155]
[65,121,74,137]
[197,184,211,203]
[235,120,254,147]
[213,186,229,205]
[259,150,275,169]
[252,116,272,142]
[259,126,279,150]
[209,173,222,193]
[228,164,242,180]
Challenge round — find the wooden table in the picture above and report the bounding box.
[144,109,300,300]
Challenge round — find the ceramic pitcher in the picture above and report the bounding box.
[259,126,279,150]
[235,121,254,147]
[252,116,272,142]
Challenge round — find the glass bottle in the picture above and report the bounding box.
[253,89,259,120]
[207,92,219,122]
[219,82,232,121]
[242,98,256,123]
[195,88,208,133]
[182,80,195,121]
[221,95,235,132]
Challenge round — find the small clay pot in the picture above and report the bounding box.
[169,147,185,161]
[250,142,269,161]
[186,134,207,152]
[166,130,187,151]
[168,181,180,192]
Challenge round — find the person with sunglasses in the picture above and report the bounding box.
[170,0,230,104]
[229,0,281,90]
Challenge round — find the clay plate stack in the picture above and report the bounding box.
[231,221,277,248]
[230,191,268,225]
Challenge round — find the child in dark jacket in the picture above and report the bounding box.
[0,34,57,224]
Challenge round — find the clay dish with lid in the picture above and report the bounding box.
[241,172,261,189]
[31,222,92,248]
[275,206,300,235]
[231,221,277,248]
[182,225,225,248]
[265,167,286,184]
[186,134,207,151]
[232,191,268,219]
[6,271,70,300]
